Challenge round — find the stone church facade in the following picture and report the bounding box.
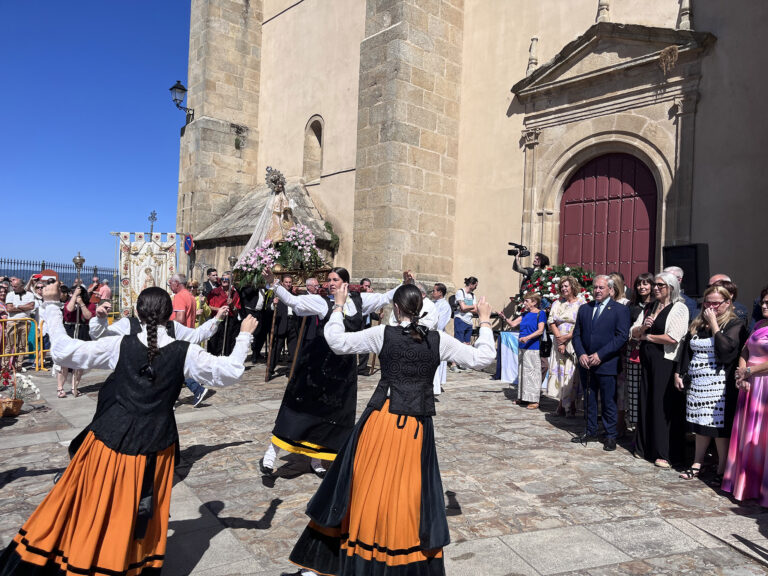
[177,0,767,307]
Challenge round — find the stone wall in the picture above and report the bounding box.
[352,0,464,288]
[177,0,262,275]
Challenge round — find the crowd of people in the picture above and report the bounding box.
[1,258,767,576]
[498,258,768,504]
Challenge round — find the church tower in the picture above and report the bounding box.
[176,0,263,274]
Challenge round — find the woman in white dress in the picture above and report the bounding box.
[547,276,583,416]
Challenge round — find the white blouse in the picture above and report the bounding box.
[43,304,251,388]
[89,315,220,344]
[270,283,399,318]
[325,309,496,370]
[630,300,690,361]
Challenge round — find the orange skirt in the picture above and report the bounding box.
[290,400,445,575]
[0,432,174,576]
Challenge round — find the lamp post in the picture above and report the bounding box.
[148,211,157,235]
[72,252,86,339]
[169,81,194,124]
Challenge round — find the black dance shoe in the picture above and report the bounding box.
[603,438,617,451]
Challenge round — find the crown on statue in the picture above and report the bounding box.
[265,166,286,192]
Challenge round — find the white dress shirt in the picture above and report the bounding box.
[433,298,452,332]
[270,284,399,318]
[89,315,220,343]
[325,309,496,370]
[44,304,250,388]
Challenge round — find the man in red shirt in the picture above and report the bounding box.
[206,272,241,356]
[169,274,208,406]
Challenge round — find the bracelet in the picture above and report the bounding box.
[332,304,343,312]
[746,367,752,377]
[479,321,491,327]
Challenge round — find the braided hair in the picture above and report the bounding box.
[136,287,173,380]
[393,284,428,343]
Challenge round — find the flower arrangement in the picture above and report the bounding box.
[234,224,325,289]
[280,223,322,270]
[1,368,41,402]
[511,264,596,314]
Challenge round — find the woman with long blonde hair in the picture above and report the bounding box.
[675,285,747,481]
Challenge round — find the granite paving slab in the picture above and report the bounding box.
[2,366,768,574]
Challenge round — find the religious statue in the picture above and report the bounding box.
[265,166,294,242]
[141,267,156,291]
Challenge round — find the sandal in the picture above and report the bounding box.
[57,388,66,398]
[71,389,81,398]
[654,459,671,469]
[679,465,701,480]
[526,403,539,410]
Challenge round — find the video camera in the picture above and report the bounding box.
[507,242,530,258]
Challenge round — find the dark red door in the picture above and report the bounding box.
[560,153,656,283]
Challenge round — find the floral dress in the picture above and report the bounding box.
[546,298,582,405]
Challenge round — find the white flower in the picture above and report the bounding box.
[564,267,570,271]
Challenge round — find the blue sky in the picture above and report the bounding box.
[0,1,191,268]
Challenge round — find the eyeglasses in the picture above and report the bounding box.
[35,285,44,290]
[653,283,668,289]
[703,300,727,307]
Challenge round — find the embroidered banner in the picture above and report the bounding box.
[119,232,177,317]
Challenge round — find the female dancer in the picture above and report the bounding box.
[260,268,406,477]
[283,283,495,575]
[0,284,257,576]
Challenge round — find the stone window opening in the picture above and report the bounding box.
[303,115,324,183]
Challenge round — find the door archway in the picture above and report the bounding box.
[559,153,657,283]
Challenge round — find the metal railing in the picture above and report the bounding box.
[0,257,117,289]
[0,317,39,372]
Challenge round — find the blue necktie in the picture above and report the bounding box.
[592,301,603,324]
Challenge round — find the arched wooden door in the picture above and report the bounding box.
[559,153,656,283]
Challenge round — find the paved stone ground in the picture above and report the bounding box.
[3,361,768,575]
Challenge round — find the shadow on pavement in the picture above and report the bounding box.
[0,466,66,490]
[174,441,253,484]
[166,499,282,575]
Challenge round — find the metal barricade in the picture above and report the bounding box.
[0,317,42,372]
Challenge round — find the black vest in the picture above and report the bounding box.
[368,326,441,416]
[87,336,190,455]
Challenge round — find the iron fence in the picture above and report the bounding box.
[0,258,117,289]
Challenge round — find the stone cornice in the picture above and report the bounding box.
[511,22,715,100]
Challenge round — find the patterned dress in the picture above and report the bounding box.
[546,298,581,406]
[686,336,727,429]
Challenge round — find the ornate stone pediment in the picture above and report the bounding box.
[512,22,715,103]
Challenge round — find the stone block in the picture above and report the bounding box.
[427,14,448,40]
[407,26,434,52]
[434,37,462,63]
[445,60,462,83]
[393,80,425,106]
[414,0,439,16]
[434,76,460,101]
[358,107,370,130]
[379,121,421,146]
[439,2,463,30]
[437,115,459,138]
[588,518,702,559]
[371,101,408,125]
[409,190,447,214]
[441,155,458,176]
[357,126,380,149]
[356,167,377,190]
[410,67,435,92]
[446,137,459,159]
[423,52,446,76]
[387,39,424,69]
[404,3,429,31]
[420,130,447,154]
[424,171,443,195]
[409,146,441,172]
[422,91,446,114]
[407,104,437,131]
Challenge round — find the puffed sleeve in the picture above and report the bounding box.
[325,309,386,355]
[438,326,495,370]
[44,304,121,371]
[183,332,253,387]
[714,320,748,366]
[272,284,329,317]
[89,315,131,340]
[174,318,220,344]
[360,285,400,316]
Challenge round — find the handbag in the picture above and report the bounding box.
[539,311,552,357]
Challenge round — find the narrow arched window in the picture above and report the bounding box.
[303,116,323,183]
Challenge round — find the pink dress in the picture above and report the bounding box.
[722,322,768,504]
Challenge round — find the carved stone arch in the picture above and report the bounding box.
[303,114,324,183]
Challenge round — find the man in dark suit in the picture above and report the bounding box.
[268,275,299,377]
[571,275,631,451]
[201,268,219,297]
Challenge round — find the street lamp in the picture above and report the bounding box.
[169,80,194,123]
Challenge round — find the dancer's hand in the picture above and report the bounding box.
[476,296,491,323]
[403,270,414,284]
[216,306,229,320]
[262,268,275,286]
[335,283,349,308]
[95,301,111,318]
[42,281,61,302]
[240,314,259,334]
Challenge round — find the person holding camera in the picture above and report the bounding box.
[451,276,478,372]
[512,251,550,285]
[675,285,747,481]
